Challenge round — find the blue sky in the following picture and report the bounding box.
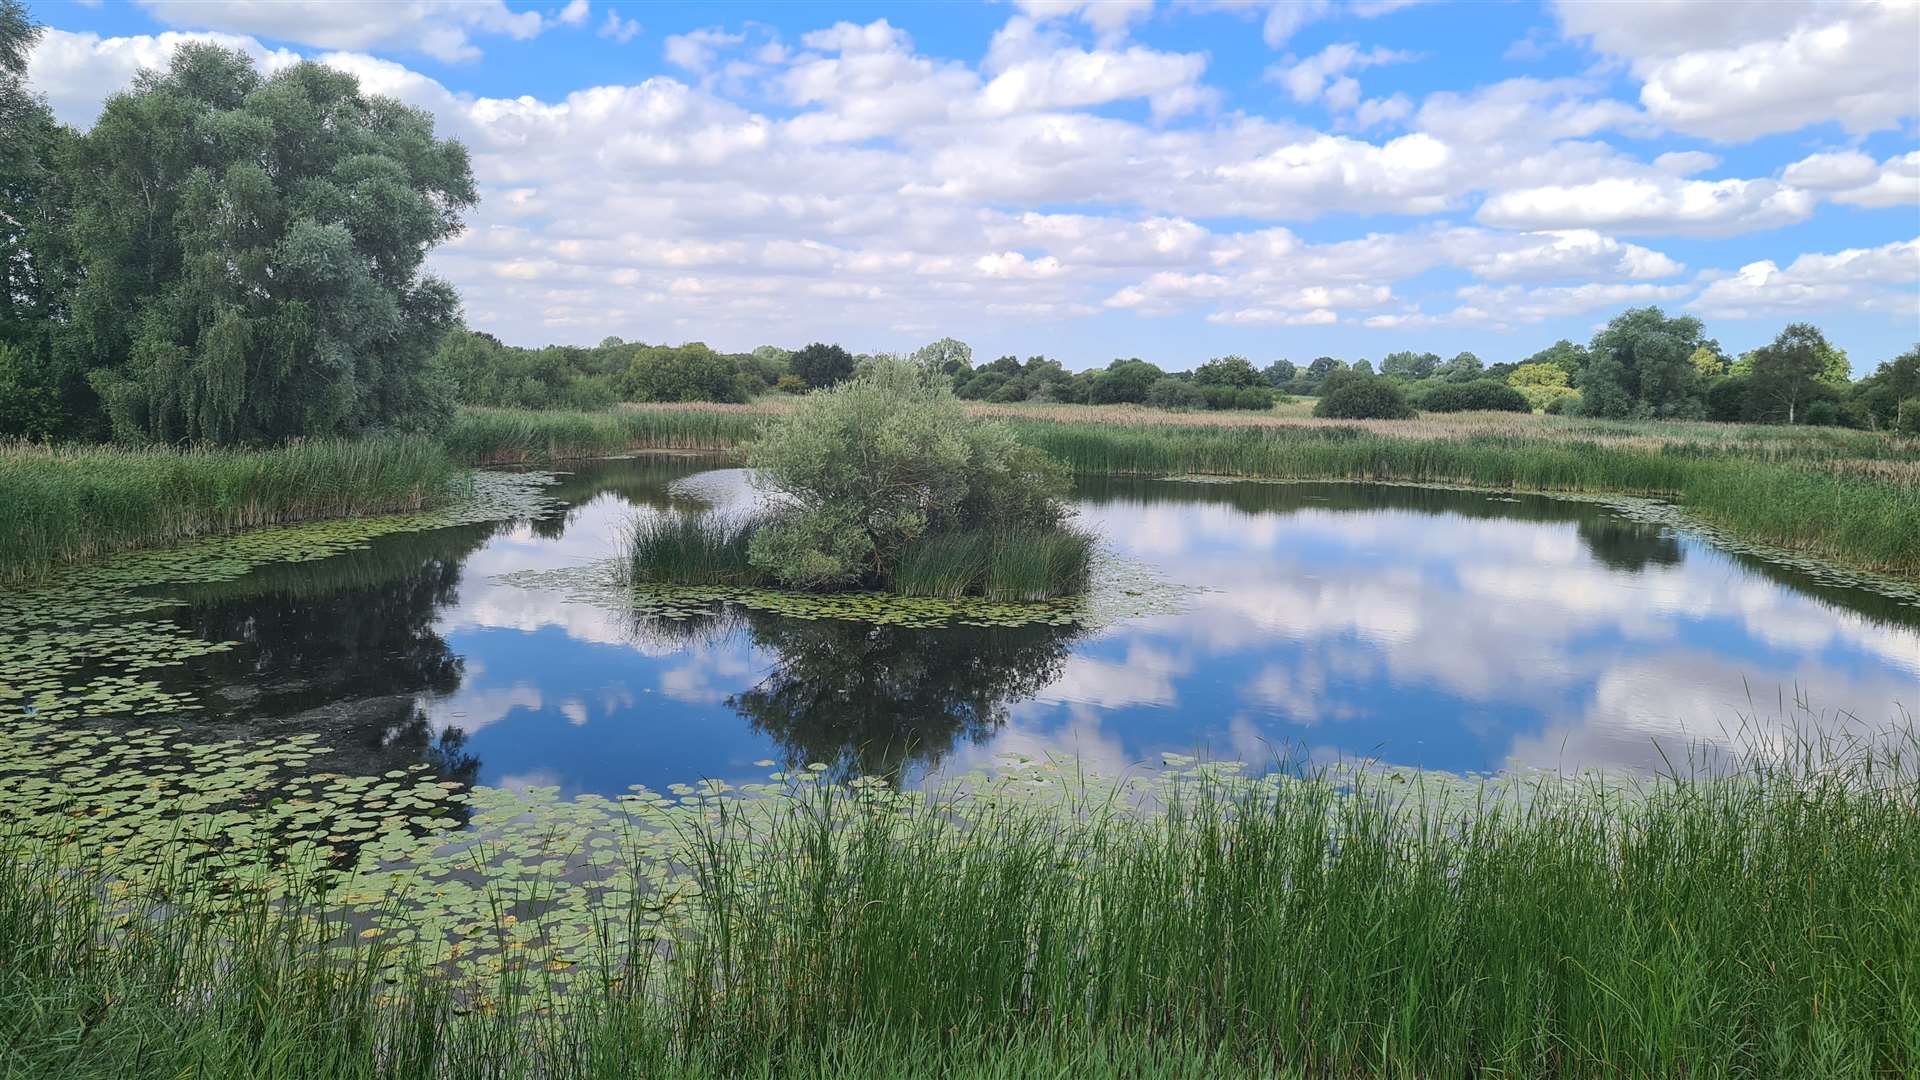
[25,1,1920,373]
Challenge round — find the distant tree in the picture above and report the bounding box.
[1847,345,1920,430]
[1747,323,1834,425]
[1145,376,1203,409]
[1705,375,1750,422]
[1261,359,1297,388]
[1089,358,1163,404]
[1585,307,1708,418]
[1436,351,1485,383]
[1190,354,1263,388]
[1416,379,1530,413]
[911,336,973,378]
[775,373,808,395]
[1301,356,1348,394]
[1312,373,1416,420]
[1575,355,1636,419]
[0,340,60,438]
[790,342,855,389]
[621,343,747,404]
[1352,359,1375,376]
[1816,340,1852,386]
[1507,361,1575,412]
[1688,346,1726,379]
[72,44,475,442]
[1380,350,1440,380]
[1524,339,1589,378]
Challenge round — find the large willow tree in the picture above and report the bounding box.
[73,43,475,443]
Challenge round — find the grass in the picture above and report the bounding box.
[4,727,1915,1077]
[443,405,763,464]
[0,436,461,584]
[622,511,763,586]
[498,402,1920,579]
[893,528,1096,601]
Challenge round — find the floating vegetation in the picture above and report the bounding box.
[0,470,558,725]
[499,546,1189,632]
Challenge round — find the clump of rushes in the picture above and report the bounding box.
[625,360,1094,600]
[621,512,763,586]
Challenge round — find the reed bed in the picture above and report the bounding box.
[4,730,1916,1077]
[621,512,763,586]
[443,406,763,464]
[893,527,1096,601]
[0,437,460,583]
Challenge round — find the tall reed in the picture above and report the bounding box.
[0,437,460,583]
[443,406,763,464]
[5,728,1915,1077]
[622,512,765,586]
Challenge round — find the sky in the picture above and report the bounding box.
[22,0,1920,374]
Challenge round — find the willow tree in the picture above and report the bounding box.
[72,44,475,443]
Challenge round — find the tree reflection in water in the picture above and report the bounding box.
[625,604,1084,782]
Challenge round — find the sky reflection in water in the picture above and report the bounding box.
[177,458,1919,796]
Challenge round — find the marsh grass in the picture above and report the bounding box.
[443,405,763,464]
[622,512,765,586]
[0,437,460,583]
[892,528,1095,601]
[4,725,1916,1078]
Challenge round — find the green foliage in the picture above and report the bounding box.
[1583,306,1711,419]
[1507,361,1576,412]
[433,329,622,409]
[774,373,808,395]
[1747,323,1837,425]
[1189,354,1262,388]
[1381,350,1440,380]
[1298,356,1348,394]
[1416,378,1531,413]
[1435,351,1485,383]
[743,360,1077,592]
[1706,375,1751,422]
[620,342,749,404]
[1089,358,1164,404]
[910,336,972,378]
[1897,397,1920,436]
[1143,376,1274,412]
[955,353,1075,403]
[72,44,475,443]
[441,405,760,464]
[790,342,854,389]
[1525,338,1589,377]
[1261,358,1297,387]
[1313,372,1417,419]
[1847,346,1919,431]
[892,527,1094,601]
[0,340,60,438]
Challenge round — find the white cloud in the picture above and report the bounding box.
[1270,42,1413,106]
[1652,150,1718,176]
[664,27,743,73]
[1826,151,1920,209]
[1555,0,1920,140]
[977,43,1211,118]
[26,28,301,124]
[555,1,590,29]
[134,0,550,62]
[1689,238,1920,319]
[1014,0,1156,43]
[599,10,640,44]
[1477,175,1817,237]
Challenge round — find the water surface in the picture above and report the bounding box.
[158,457,1919,794]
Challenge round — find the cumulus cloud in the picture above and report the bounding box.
[1477,176,1817,237]
[1554,0,1920,140]
[134,0,550,62]
[1689,238,1920,319]
[1270,42,1414,108]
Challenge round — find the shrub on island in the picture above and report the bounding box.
[626,360,1093,601]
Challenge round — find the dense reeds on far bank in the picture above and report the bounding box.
[0,437,460,583]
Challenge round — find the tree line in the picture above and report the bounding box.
[3,4,1913,443]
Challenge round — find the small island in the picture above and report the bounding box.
[624,358,1094,601]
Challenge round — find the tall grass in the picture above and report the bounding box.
[0,437,460,583]
[4,730,1916,1077]
[622,512,764,586]
[443,405,763,464]
[893,528,1094,601]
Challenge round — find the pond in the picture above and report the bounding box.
[82,454,1915,798]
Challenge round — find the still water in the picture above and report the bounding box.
[163,456,1918,795]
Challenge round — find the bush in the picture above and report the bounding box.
[790,343,855,389]
[1145,377,1202,409]
[1896,398,1920,436]
[1417,379,1531,413]
[1543,392,1579,415]
[742,360,1078,592]
[1312,374,1416,420]
[621,344,748,404]
[1234,387,1277,411]
[775,374,809,395]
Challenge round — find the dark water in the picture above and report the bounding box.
[163,456,1919,795]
